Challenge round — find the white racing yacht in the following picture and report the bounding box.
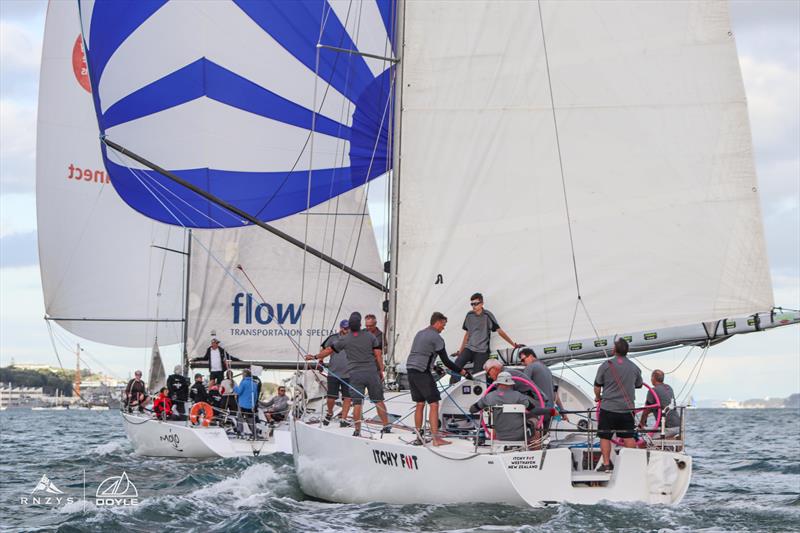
[69,0,798,504]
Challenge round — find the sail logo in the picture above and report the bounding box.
[95,471,139,506]
[72,35,91,93]
[372,449,419,471]
[19,474,76,506]
[231,293,304,325]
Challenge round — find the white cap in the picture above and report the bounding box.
[495,371,515,386]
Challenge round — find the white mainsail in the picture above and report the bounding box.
[186,188,384,363]
[392,0,773,360]
[36,0,185,347]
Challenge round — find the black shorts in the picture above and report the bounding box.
[326,375,352,399]
[408,370,441,404]
[597,408,635,440]
[349,370,384,405]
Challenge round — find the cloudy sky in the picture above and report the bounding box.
[0,1,798,400]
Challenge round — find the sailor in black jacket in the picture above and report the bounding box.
[191,338,240,383]
[166,365,190,419]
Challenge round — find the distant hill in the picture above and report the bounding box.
[697,394,800,408]
[0,366,74,395]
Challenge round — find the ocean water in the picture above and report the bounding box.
[0,409,797,532]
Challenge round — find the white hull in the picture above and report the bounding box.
[292,420,692,506]
[121,412,292,458]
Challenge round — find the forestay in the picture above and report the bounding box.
[186,189,384,363]
[393,1,773,360]
[77,0,395,227]
[37,0,184,347]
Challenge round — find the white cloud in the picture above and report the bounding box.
[0,19,41,71]
[0,99,37,194]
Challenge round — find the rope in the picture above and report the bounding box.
[537,0,580,296]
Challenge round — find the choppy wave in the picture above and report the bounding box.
[0,409,798,532]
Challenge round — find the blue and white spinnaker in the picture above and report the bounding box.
[78,0,395,227]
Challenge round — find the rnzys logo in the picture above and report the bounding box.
[19,474,76,506]
[95,471,139,506]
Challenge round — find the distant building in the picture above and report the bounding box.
[0,386,46,408]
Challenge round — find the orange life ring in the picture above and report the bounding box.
[189,402,214,427]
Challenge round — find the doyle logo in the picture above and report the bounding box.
[19,474,76,506]
[372,449,419,470]
[95,471,139,506]
[232,293,304,325]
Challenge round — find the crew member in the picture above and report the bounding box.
[192,338,240,384]
[318,319,352,427]
[311,312,391,437]
[207,378,223,409]
[124,370,148,413]
[234,368,259,437]
[364,314,384,350]
[594,337,643,472]
[451,293,520,383]
[153,387,172,420]
[189,373,208,405]
[639,369,681,438]
[166,365,190,420]
[406,312,472,446]
[262,386,290,423]
[469,371,534,442]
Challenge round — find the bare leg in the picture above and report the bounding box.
[326,397,335,417]
[600,438,612,465]
[341,398,352,421]
[430,402,451,446]
[376,401,389,427]
[622,437,636,448]
[353,403,362,433]
[414,402,425,434]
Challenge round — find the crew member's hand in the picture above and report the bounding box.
[561,413,570,422]
[595,397,601,403]
[304,354,316,361]
[379,370,385,382]
[461,370,473,381]
[513,342,523,348]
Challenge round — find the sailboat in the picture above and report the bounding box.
[37,0,384,457]
[71,0,797,504]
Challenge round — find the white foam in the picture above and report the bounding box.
[189,463,288,508]
[92,439,128,456]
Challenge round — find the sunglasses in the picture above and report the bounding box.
[470,301,482,306]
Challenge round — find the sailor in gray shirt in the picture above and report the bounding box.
[311,312,391,437]
[469,372,534,441]
[451,292,520,384]
[593,337,643,472]
[639,369,681,437]
[406,312,472,446]
[316,319,353,427]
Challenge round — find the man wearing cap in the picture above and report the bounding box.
[317,319,353,427]
[311,312,391,437]
[234,368,259,437]
[469,371,535,442]
[451,292,520,383]
[166,365,190,420]
[124,370,148,413]
[192,338,240,384]
[406,312,473,446]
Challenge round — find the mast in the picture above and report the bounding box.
[386,0,406,370]
[74,343,81,398]
[181,228,192,372]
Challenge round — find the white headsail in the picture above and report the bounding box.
[186,188,384,364]
[392,0,773,360]
[36,0,185,347]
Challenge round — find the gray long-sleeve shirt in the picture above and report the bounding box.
[473,389,533,441]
